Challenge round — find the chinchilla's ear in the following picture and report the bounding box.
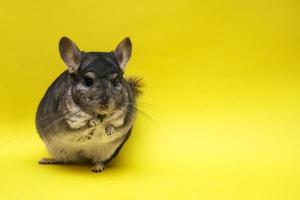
[113,37,132,70]
[59,37,82,73]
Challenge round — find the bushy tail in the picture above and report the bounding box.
[127,76,143,97]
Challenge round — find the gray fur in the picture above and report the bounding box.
[36,37,142,172]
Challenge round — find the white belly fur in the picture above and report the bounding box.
[45,124,127,163]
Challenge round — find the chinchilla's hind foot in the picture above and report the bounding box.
[39,158,64,165]
[91,162,105,173]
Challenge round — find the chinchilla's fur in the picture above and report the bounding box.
[35,37,142,172]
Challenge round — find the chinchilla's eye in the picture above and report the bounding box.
[84,77,94,87]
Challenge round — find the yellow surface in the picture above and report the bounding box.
[0,0,299,199]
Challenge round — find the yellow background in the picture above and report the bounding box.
[0,0,299,199]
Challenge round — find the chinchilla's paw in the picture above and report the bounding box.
[39,158,63,165]
[89,119,101,127]
[105,124,115,136]
[91,162,105,173]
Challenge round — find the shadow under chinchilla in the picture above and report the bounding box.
[33,145,136,176]
[34,159,131,176]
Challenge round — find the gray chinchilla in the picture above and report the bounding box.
[35,37,142,172]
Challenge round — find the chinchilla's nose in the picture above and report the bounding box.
[100,95,109,106]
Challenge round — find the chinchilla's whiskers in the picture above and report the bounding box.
[18,107,82,149]
[16,133,34,150]
[116,101,157,117]
[117,103,161,129]
[115,101,148,116]
[36,106,81,123]
[131,101,164,124]
[137,102,164,119]
[115,99,164,132]
[116,100,160,116]
[137,101,161,111]
[40,108,82,135]
[121,107,161,130]
[132,101,173,132]
[112,99,162,126]
[36,107,80,122]
[41,109,83,142]
[0,137,14,152]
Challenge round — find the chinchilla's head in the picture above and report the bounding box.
[59,37,132,115]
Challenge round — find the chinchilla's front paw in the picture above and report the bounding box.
[89,119,101,127]
[105,124,115,136]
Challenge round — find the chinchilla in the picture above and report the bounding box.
[35,37,142,172]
